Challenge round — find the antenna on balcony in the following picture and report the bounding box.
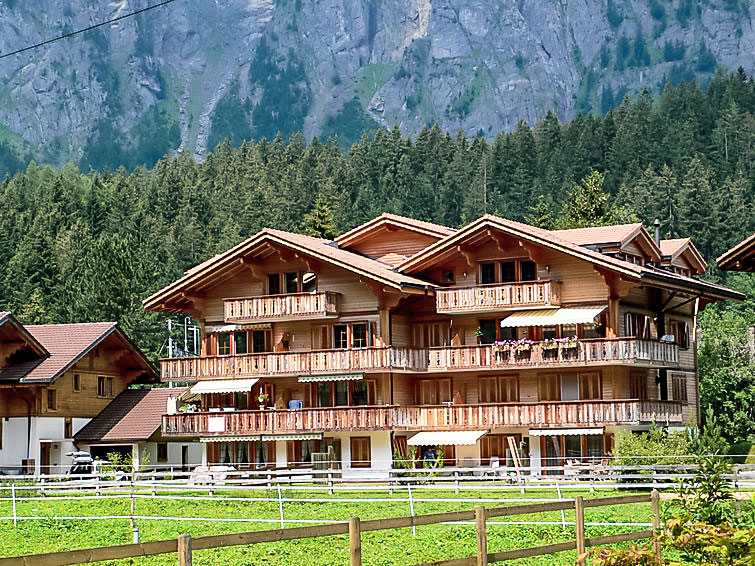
[167,319,174,358]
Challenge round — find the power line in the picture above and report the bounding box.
[0,0,179,60]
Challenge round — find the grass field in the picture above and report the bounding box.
[0,485,672,565]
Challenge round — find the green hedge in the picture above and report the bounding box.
[727,442,755,464]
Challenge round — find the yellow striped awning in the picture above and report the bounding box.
[297,374,363,383]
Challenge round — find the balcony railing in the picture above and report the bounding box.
[224,291,339,323]
[162,400,684,437]
[160,347,422,381]
[425,339,679,371]
[160,339,679,380]
[436,281,561,314]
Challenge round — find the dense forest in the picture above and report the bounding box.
[1,69,754,441]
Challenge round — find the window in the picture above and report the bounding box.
[73,374,81,392]
[350,437,371,468]
[412,322,450,347]
[97,376,114,398]
[47,389,57,411]
[312,380,376,407]
[251,330,269,353]
[499,375,519,402]
[417,378,451,405]
[538,374,560,401]
[624,312,651,339]
[351,323,369,348]
[478,259,538,284]
[669,321,689,349]
[157,443,168,463]
[579,373,602,400]
[287,439,320,466]
[267,273,281,295]
[582,323,604,339]
[333,324,348,349]
[520,260,537,281]
[630,372,648,400]
[542,325,558,340]
[64,418,73,439]
[217,333,231,356]
[480,263,497,284]
[480,434,523,466]
[302,272,317,293]
[479,377,498,403]
[500,261,517,283]
[234,332,248,355]
[672,374,688,402]
[325,322,374,350]
[478,319,516,344]
[284,272,299,294]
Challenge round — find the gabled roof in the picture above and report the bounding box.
[144,228,433,312]
[0,312,48,357]
[0,321,156,384]
[397,214,743,302]
[555,223,662,263]
[75,387,187,443]
[717,232,755,272]
[659,238,707,274]
[335,213,456,246]
[399,214,645,279]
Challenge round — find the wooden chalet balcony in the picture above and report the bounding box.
[162,400,683,437]
[160,339,678,380]
[424,339,679,371]
[436,281,560,314]
[224,292,339,323]
[160,347,422,381]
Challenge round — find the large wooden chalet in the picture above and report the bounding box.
[144,213,742,474]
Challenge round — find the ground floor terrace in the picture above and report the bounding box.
[196,426,634,478]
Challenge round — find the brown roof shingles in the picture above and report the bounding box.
[554,223,644,246]
[15,322,117,383]
[75,387,187,443]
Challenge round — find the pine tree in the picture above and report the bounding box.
[304,192,337,239]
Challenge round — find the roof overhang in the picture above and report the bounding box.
[335,213,455,247]
[144,230,432,313]
[0,312,48,357]
[640,268,744,302]
[717,232,755,272]
[398,216,643,280]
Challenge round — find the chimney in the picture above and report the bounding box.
[653,219,661,246]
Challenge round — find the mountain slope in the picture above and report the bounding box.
[0,0,752,171]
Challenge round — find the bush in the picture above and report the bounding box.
[727,443,755,465]
[612,425,691,473]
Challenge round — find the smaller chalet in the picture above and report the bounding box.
[75,387,201,470]
[0,313,156,474]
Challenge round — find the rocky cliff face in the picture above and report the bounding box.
[0,0,752,169]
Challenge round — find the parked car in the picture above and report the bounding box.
[65,451,123,481]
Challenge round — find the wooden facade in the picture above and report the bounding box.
[144,214,741,469]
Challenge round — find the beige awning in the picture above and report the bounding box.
[189,378,259,395]
[500,306,607,328]
[208,323,272,333]
[200,436,261,443]
[297,374,363,383]
[407,430,488,446]
[529,427,604,436]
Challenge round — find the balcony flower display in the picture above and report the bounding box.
[514,338,534,352]
[556,336,579,349]
[542,338,559,350]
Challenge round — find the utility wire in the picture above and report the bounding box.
[0,0,179,60]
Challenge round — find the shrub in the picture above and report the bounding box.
[612,425,691,473]
[727,443,755,465]
[589,544,664,565]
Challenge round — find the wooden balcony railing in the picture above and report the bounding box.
[224,291,339,323]
[160,347,422,380]
[424,339,679,371]
[162,400,684,437]
[436,281,561,314]
[160,339,679,380]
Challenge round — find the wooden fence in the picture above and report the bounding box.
[0,492,661,566]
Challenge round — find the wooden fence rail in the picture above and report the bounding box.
[0,492,661,566]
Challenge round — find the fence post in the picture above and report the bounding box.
[277,484,285,529]
[475,506,488,566]
[555,480,566,531]
[178,534,192,566]
[575,496,586,566]
[651,489,662,560]
[348,517,362,566]
[11,484,17,526]
[407,484,416,537]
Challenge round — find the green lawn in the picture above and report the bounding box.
[0,486,664,565]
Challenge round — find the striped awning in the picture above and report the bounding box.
[260,433,323,442]
[529,427,604,436]
[189,378,259,395]
[297,374,363,383]
[208,323,272,333]
[500,306,607,328]
[407,430,488,446]
[200,436,261,443]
